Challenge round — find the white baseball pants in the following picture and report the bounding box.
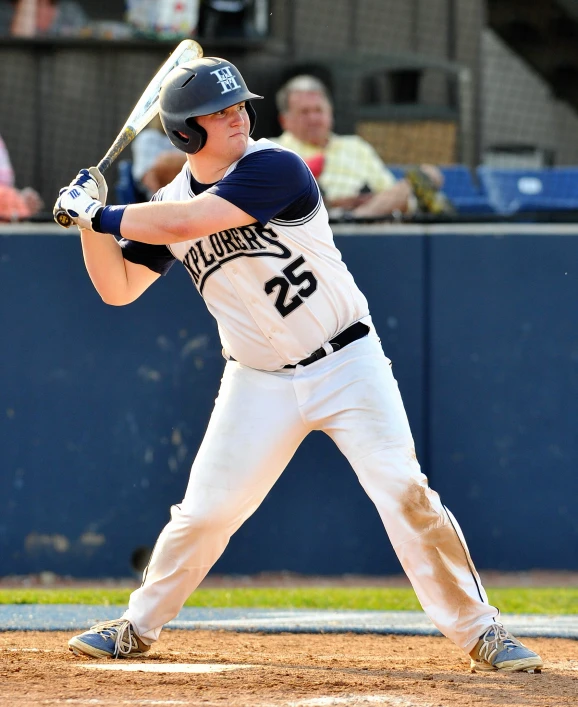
[124,330,498,653]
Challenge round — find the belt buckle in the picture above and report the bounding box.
[310,347,327,364]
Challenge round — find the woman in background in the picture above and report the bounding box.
[0,132,43,220]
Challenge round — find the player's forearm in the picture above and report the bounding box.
[79,230,133,306]
[94,193,255,245]
[118,201,198,244]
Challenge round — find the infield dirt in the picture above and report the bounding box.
[1,630,577,707]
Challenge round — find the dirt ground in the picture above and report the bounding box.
[1,572,577,706]
[1,630,577,707]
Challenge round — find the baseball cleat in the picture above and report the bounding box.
[469,623,543,673]
[68,619,150,659]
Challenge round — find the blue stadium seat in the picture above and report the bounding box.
[477,167,578,215]
[438,165,494,214]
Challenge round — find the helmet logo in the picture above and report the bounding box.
[210,66,242,94]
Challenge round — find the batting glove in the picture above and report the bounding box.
[66,166,108,205]
[83,166,108,205]
[53,168,107,231]
[54,187,102,231]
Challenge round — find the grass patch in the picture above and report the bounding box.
[0,587,577,614]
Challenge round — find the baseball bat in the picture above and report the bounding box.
[54,38,203,228]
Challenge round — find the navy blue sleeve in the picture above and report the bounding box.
[119,239,177,276]
[118,187,177,276]
[207,148,320,225]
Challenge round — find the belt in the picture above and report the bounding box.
[284,322,370,369]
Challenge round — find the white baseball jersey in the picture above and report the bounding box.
[120,138,370,371]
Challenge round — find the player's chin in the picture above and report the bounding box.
[230,132,248,145]
[229,134,249,157]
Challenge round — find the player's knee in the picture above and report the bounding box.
[169,503,234,535]
[394,478,446,534]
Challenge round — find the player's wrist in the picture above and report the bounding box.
[92,205,127,237]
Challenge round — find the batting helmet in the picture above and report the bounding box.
[159,57,263,154]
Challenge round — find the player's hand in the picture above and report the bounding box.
[53,189,101,232]
[65,167,108,204]
[53,168,107,230]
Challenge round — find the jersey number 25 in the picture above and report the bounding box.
[264,256,318,317]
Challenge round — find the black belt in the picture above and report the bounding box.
[284,322,370,369]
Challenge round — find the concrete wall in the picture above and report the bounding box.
[481,29,578,165]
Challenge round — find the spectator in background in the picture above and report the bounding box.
[0,0,88,37]
[273,74,451,219]
[131,115,186,200]
[0,132,43,220]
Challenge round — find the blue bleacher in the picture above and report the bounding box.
[476,166,578,215]
[388,164,494,215]
[439,165,495,214]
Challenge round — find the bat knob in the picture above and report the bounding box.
[54,210,72,228]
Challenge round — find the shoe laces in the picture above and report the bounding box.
[89,619,139,658]
[477,623,519,663]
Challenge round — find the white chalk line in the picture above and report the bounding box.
[287,696,433,707]
[38,697,431,707]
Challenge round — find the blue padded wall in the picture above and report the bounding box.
[2,228,578,577]
[428,232,578,570]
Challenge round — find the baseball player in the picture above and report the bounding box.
[54,57,542,673]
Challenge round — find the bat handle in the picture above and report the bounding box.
[98,157,112,173]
